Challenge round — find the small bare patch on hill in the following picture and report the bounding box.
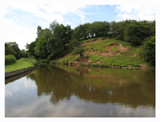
[88,44,128,57]
[117,44,128,52]
[76,55,92,65]
[105,44,119,50]
[131,54,137,57]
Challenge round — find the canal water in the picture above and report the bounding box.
[5,64,155,117]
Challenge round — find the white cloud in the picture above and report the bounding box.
[3,1,157,49]
[24,80,36,89]
[4,4,87,49]
[115,4,156,21]
[5,18,37,49]
[5,4,86,24]
[5,89,12,97]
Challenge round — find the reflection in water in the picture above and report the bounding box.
[5,69,33,85]
[5,64,155,117]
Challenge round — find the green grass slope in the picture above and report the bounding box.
[54,37,147,68]
[5,58,34,73]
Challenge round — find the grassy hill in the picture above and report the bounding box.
[53,37,148,68]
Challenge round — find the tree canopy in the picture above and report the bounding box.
[5,42,21,59]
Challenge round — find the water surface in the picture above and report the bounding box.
[5,64,155,117]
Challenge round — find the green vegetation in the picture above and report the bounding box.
[5,58,34,73]
[89,54,104,63]
[110,46,119,52]
[25,19,155,61]
[5,41,29,60]
[5,42,21,59]
[84,39,113,51]
[5,19,155,68]
[55,37,150,68]
[142,36,155,67]
[72,47,85,57]
[5,55,16,65]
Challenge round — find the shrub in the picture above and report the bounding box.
[142,36,155,67]
[80,62,84,66]
[87,63,92,66]
[72,47,85,57]
[5,55,16,65]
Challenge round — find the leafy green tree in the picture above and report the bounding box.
[53,24,72,49]
[37,25,42,37]
[72,24,86,40]
[68,39,80,50]
[124,21,147,46]
[110,21,125,40]
[20,49,28,58]
[26,41,36,57]
[139,20,155,37]
[49,20,59,33]
[72,47,85,57]
[142,36,155,67]
[83,23,91,38]
[5,42,21,59]
[47,36,63,57]
[5,43,16,56]
[90,21,110,37]
[34,36,49,59]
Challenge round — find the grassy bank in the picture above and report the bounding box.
[53,37,149,68]
[5,58,34,73]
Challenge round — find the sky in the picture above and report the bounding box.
[1,0,157,50]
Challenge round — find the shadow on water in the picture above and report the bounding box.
[5,69,34,85]
[27,64,155,108]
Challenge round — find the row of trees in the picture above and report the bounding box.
[26,21,73,59]
[25,19,155,66]
[5,42,28,60]
[111,20,155,46]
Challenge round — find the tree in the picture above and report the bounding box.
[20,49,28,58]
[110,21,125,40]
[47,36,63,57]
[142,36,155,67]
[37,25,42,37]
[83,23,91,38]
[49,20,59,33]
[90,21,110,37]
[5,43,16,56]
[34,36,49,59]
[26,41,36,57]
[69,39,80,50]
[72,47,85,57]
[53,24,72,49]
[72,24,86,40]
[124,20,147,46]
[5,42,21,59]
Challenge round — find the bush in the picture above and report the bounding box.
[87,63,92,66]
[5,55,16,65]
[142,36,155,67]
[80,62,84,66]
[72,47,85,57]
